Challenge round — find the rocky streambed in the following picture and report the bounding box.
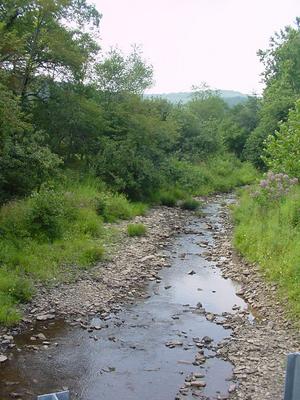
[0,194,299,400]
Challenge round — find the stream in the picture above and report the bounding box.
[0,198,251,400]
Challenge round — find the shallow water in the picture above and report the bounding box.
[0,198,248,400]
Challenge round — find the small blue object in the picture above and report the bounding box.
[37,390,69,400]
[284,353,300,400]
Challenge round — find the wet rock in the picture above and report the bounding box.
[0,354,8,362]
[36,314,55,321]
[166,340,183,348]
[36,333,47,340]
[188,270,196,275]
[202,336,213,344]
[190,380,206,388]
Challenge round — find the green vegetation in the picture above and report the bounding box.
[243,18,300,167]
[0,176,146,325]
[0,0,263,325]
[234,181,300,318]
[181,199,201,211]
[232,18,300,320]
[127,223,147,237]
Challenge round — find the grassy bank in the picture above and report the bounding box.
[0,156,257,326]
[0,176,147,325]
[233,175,300,318]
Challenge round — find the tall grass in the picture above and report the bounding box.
[233,186,300,318]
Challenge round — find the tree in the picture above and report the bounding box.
[244,19,300,167]
[0,84,61,202]
[0,0,101,100]
[174,89,227,161]
[221,96,260,158]
[93,46,153,95]
[263,99,300,178]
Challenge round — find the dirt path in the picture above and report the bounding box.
[0,194,299,400]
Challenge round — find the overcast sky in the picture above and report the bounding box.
[93,0,299,94]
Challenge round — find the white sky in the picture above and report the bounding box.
[93,0,300,94]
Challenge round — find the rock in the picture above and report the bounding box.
[0,355,8,362]
[202,336,213,344]
[228,383,237,393]
[206,313,215,321]
[164,285,172,290]
[36,314,55,321]
[3,335,13,341]
[190,380,206,388]
[188,270,196,275]
[36,333,46,340]
[9,393,22,398]
[166,340,183,348]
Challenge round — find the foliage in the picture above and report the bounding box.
[0,0,101,99]
[0,0,262,326]
[96,192,147,222]
[244,19,300,167]
[233,185,300,318]
[94,46,153,94]
[0,84,61,202]
[263,100,300,178]
[174,89,227,161]
[127,223,147,237]
[221,96,260,158]
[0,175,147,324]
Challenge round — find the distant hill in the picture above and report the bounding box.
[144,90,249,107]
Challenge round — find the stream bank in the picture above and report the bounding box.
[0,194,299,400]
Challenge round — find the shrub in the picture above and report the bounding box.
[263,100,300,178]
[27,187,75,241]
[0,200,30,241]
[250,171,298,206]
[96,192,143,222]
[181,198,201,210]
[127,223,147,237]
[159,192,177,207]
[75,208,103,237]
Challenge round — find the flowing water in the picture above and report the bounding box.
[0,198,249,400]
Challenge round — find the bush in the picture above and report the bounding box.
[159,192,177,207]
[162,156,257,197]
[263,100,300,178]
[96,192,145,222]
[127,223,147,237]
[27,187,75,241]
[181,198,201,210]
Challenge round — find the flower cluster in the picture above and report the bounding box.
[251,171,298,203]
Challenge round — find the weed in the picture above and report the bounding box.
[181,198,201,210]
[127,223,147,237]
